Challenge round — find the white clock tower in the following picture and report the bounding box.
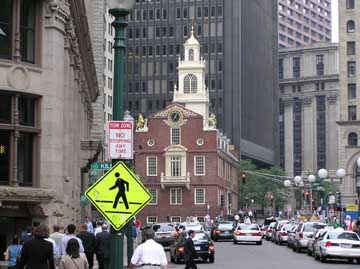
[173,26,211,128]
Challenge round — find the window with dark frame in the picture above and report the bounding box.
[348,105,357,121]
[347,20,355,33]
[0,0,37,63]
[347,41,356,55]
[348,84,356,100]
[293,57,300,78]
[316,55,324,76]
[0,93,39,186]
[347,0,355,9]
[348,61,356,77]
[348,132,358,146]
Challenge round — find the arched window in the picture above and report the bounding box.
[183,74,197,93]
[347,20,355,33]
[355,165,360,193]
[348,132,358,146]
[189,49,194,61]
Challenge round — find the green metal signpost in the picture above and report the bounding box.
[109,7,132,269]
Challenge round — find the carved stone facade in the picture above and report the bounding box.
[0,0,100,243]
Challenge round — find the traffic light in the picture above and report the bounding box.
[336,191,341,205]
[241,172,247,183]
[220,194,225,208]
[311,199,316,211]
[270,195,273,206]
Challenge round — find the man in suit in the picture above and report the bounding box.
[77,224,95,269]
[184,230,197,269]
[17,225,55,269]
[95,224,110,269]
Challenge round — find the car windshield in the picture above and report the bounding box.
[282,224,293,231]
[194,232,209,241]
[238,224,259,231]
[329,232,359,241]
[304,223,327,232]
[153,224,174,232]
[269,222,276,228]
[218,223,233,229]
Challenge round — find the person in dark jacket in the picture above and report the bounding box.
[77,224,95,269]
[183,230,197,269]
[95,224,110,269]
[17,225,55,269]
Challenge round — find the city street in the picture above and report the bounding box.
[165,240,359,269]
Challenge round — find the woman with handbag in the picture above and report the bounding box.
[59,238,88,269]
[4,237,22,269]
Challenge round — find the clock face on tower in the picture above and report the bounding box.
[167,109,184,126]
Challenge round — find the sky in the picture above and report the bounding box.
[331,0,339,42]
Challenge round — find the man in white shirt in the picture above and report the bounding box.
[129,228,168,269]
[59,224,85,255]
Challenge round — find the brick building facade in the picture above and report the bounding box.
[134,30,238,224]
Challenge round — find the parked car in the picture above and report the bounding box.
[265,222,276,241]
[271,220,290,242]
[293,222,328,252]
[170,230,215,264]
[313,229,360,263]
[307,229,330,257]
[287,224,298,249]
[211,221,234,241]
[233,223,262,245]
[274,223,294,245]
[151,223,176,247]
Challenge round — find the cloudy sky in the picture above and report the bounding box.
[331,0,338,42]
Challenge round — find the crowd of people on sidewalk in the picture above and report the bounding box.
[3,217,111,269]
[3,217,170,269]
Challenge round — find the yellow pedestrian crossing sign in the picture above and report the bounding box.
[85,161,151,231]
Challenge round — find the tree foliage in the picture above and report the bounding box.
[239,160,286,210]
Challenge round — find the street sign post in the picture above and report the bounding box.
[109,121,133,160]
[85,161,151,231]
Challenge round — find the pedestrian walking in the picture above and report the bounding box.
[60,224,84,256]
[85,217,94,234]
[183,230,197,269]
[353,216,360,236]
[45,227,59,265]
[129,228,167,269]
[59,238,88,269]
[50,225,64,268]
[94,221,103,236]
[4,237,22,269]
[77,224,95,269]
[17,225,55,269]
[95,224,110,269]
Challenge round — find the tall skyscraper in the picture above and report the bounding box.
[125,0,279,165]
[278,0,332,48]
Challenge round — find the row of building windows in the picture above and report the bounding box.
[279,82,326,94]
[131,6,223,22]
[279,54,324,79]
[147,187,206,205]
[128,42,223,58]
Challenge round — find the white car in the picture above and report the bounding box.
[233,223,262,245]
[314,229,360,263]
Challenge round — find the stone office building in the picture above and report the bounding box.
[278,43,339,177]
[134,32,239,224]
[338,0,360,204]
[0,0,101,250]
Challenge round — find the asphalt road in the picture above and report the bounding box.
[166,239,360,269]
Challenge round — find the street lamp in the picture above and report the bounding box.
[106,1,135,268]
[308,175,316,212]
[318,168,328,180]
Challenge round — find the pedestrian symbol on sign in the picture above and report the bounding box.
[109,172,129,209]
